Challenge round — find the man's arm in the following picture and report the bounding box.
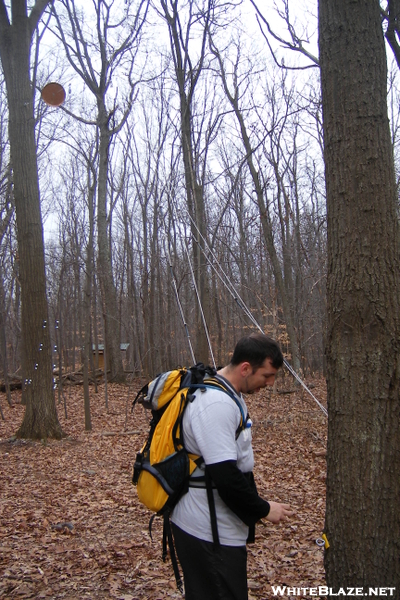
[206,460,293,526]
[265,500,294,523]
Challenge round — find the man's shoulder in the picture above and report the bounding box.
[195,375,238,399]
[190,384,241,419]
[203,375,240,398]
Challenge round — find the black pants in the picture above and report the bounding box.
[171,523,248,600]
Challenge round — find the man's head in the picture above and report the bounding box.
[219,333,283,394]
[230,333,283,370]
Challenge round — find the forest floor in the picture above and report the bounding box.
[0,373,327,600]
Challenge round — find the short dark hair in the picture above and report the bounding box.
[230,333,283,370]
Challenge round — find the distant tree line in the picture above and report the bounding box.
[0,0,331,394]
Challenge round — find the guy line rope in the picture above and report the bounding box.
[165,201,328,419]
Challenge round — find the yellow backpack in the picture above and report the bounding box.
[132,367,204,514]
[132,364,246,514]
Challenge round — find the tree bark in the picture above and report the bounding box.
[0,0,63,439]
[319,0,400,587]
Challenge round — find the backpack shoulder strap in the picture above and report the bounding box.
[190,377,248,438]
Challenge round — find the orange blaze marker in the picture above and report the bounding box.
[41,82,66,107]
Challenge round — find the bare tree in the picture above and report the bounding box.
[0,0,64,439]
[81,145,97,431]
[0,209,13,408]
[53,0,149,382]
[249,0,319,69]
[209,39,302,371]
[0,72,13,407]
[159,0,217,365]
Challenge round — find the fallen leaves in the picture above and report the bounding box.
[0,376,327,598]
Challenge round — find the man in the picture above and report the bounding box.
[171,333,294,600]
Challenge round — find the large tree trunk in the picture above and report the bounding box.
[319,0,400,587]
[0,1,63,439]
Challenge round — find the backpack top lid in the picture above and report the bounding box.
[134,363,217,411]
[145,369,187,410]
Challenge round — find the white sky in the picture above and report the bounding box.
[38,0,320,240]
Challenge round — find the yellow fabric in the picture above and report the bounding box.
[149,369,187,410]
[150,391,185,464]
[136,382,199,514]
[137,470,169,513]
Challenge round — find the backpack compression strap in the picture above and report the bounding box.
[162,514,184,594]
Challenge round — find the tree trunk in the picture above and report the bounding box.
[319,0,400,587]
[82,168,95,431]
[161,0,211,366]
[97,103,125,383]
[0,1,63,439]
[181,103,211,365]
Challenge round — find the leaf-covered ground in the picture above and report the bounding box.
[0,375,327,599]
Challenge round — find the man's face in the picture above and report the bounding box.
[243,358,278,394]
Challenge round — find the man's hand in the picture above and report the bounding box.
[266,501,294,524]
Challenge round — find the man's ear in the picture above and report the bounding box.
[239,362,252,377]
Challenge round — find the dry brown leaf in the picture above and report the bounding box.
[0,379,327,598]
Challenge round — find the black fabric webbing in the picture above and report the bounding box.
[205,467,220,549]
[163,513,184,594]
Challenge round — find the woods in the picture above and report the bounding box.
[1,0,400,592]
[0,0,63,439]
[0,1,328,390]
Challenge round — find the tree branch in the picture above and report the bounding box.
[249,0,319,69]
[29,0,53,39]
[0,0,10,50]
[59,104,97,126]
[383,0,400,71]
